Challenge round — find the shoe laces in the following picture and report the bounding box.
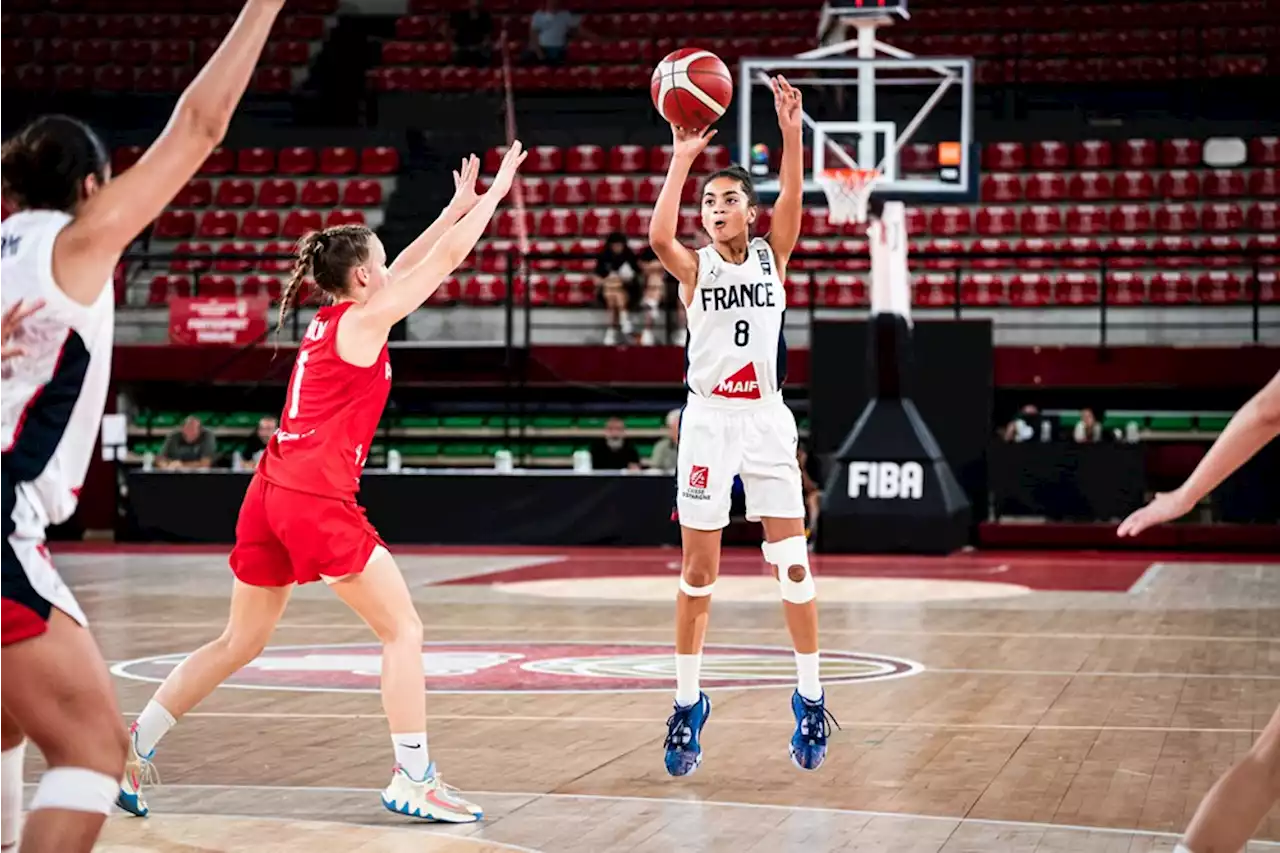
[799,700,841,743]
[131,748,160,788]
[663,703,697,750]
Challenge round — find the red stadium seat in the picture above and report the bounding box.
[475,241,511,273]
[981,173,1023,203]
[1259,271,1280,305]
[677,210,701,238]
[197,274,238,298]
[170,242,212,273]
[525,240,560,272]
[154,210,196,239]
[1156,203,1200,233]
[325,209,366,228]
[1249,169,1279,197]
[208,242,252,274]
[1106,271,1148,304]
[1196,271,1245,304]
[566,145,606,173]
[282,210,324,239]
[1249,234,1279,267]
[1115,171,1155,200]
[1069,172,1113,201]
[237,147,275,175]
[199,147,235,176]
[1148,271,1194,304]
[215,179,256,208]
[240,210,280,240]
[1055,272,1100,305]
[964,238,1008,270]
[1008,238,1052,270]
[961,273,1007,306]
[1202,203,1244,232]
[1153,236,1199,268]
[493,211,534,239]
[1249,202,1279,231]
[1251,136,1280,166]
[1204,170,1248,198]
[173,179,213,208]
[279,15,326,40]
[914,274,952,308]
[257,179,297,208]
[608,145,647,174]
[241,275,283,302]
[929,207,972,236]
[982,142,1026,171]
[526,146,564,174]
[582,208,623,237]
[558,273,595,306]
[1117,138,1157,169]
[148,275,191,305]
[1029,141,1069,170]
[650,145,674,173]
[113,39,152,65]
[134,66,177,92]
[298,179,338,207]
[360,146,399,175]
[319,147,358,176]
[904,208,928,236]
[1161,138,1203,168]
[1110,204,1153,234]
[464,274,506,305]
[1157,170,1200,200]
[1072,140,1112,169]
[900,143,937,173]
[1202,235,1245,267]
[91,65,130,93]
[517,177,549,206]
[1066,205,1108,235]
[785,278,811,309]
[622,209,651,238]
[594,176,635,205]
[340,179,381,207]
[537,210,580,238]
[1106,236,1150,270]
[266,40,311,66]
[258,241,295,273]
[922,239,964,270]
[551,177,593,205]
[53,65,90,93]
[694,146,731,172]
[1020,206,1063,236]
[1026,173,1067,202]
[635,176,665,206]
[277,147,316,175]
[1009,273,1053,306]
[1061,237,1105,269]
[197,210,238,239]
[74,39,113,65]
[977,207,1018,236]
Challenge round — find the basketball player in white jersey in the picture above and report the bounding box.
[649,76,836,777]
[1,3,284,849]
[1119,369,1280,853]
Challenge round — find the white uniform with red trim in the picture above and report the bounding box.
[676,237,804,531]
[1,210,115,640]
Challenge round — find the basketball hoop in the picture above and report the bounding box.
[817,167,881,225]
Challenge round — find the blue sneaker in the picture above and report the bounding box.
[664,692,711,777]
[790,690,839,771]
[116,720,157,816]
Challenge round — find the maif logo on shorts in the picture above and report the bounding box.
[689,465,709,489]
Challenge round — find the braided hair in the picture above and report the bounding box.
[277,225,374,332]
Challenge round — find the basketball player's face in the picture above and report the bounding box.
[355,236,391,298]
[701,177,756,243]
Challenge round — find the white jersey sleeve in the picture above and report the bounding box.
[683,237,788,404]
[1,210,115,528]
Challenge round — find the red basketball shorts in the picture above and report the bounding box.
[230,475,386,586]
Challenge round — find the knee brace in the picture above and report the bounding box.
[679,577,715,597]
[29,767,117,815]
[763,536,815,604]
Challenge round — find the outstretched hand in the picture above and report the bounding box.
[450,154,481,215]
[1116,488,1195,538]
[1,298,43,362]
[771,75,802,134]
[671,124,717,162]
[487,140,529,199]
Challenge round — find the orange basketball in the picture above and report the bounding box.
[650,48,734,129]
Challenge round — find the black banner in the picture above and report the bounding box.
[989,442,1146,521]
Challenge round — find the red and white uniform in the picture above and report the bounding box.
[230,302,391,585]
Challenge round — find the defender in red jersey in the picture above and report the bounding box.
[118,144,529,825]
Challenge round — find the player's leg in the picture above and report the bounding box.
[746,403,836,771]
[1177,704,1280,853]
[2,610,127,853]
[328,548,480,822]
[666,403,733,777]
[2,706,26,851]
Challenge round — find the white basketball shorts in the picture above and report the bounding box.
[675,393,805,531]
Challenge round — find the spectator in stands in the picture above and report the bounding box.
[798,443,822,540]
[243,416,278,468]
[596,232,641,346]
[648,409,681,472]
[158,415,217,470]
[1003,404,1043,442]
[639,246,684,346]
[525,0,592,65]
[1073,407,1103,444]
[450,0,494,67]
[590,417,641,471]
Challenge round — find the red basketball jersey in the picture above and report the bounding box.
[257,302,390,500]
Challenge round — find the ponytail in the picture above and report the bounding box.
[278,232,324,333]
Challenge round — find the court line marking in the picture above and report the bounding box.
[91,783,1280,847]
[118,710,1269,735]
[92,621,1279,644]
[1128,563,1165,595]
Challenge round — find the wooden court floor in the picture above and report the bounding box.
[20,546,1280,852]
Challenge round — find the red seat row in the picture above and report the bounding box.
[482,145,731,176]
[113,146,400,177]
[979,138,1279,170]
[981,170,1278,202]
[171,178,384,209]
[154,209,367,240]
[147,273,286,304]
[367,64,655,93]
[8,64,293,93]
[7,38,310,67]
[14,0,336,13]
[2,13,327,40]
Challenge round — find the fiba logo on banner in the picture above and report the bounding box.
[847,461,924,500]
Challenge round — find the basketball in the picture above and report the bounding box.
[650,48,734,129]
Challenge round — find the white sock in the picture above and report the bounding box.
[133,700,176,756]
[795,651,822,702]
[1173,845,1194,853]
[2,741,25,849]
[391,733,429,781]
[674,653,702,707]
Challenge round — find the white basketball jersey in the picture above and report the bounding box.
[1,210,115,528]
[684,238,786,404]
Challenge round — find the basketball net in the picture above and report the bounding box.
[817,167,881,225]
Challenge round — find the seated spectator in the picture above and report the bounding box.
[242,415,278,468]
[450,0,493,67]
[798,443,822,538]
[596,232,641,346]
[648,409,681,472]
[1004,404,1043,442]
[1073,407,1103,444]
[590,417,641,471]
[639,246,683,346]
[158,415,217,470]
[524,0,591,65]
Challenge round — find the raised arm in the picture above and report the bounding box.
[55,0,285,305]
[767,76,804,277]
[347,143,527,338]
[648,125,714,302]
[1118,370,1280,536]
[388,155,481,278]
